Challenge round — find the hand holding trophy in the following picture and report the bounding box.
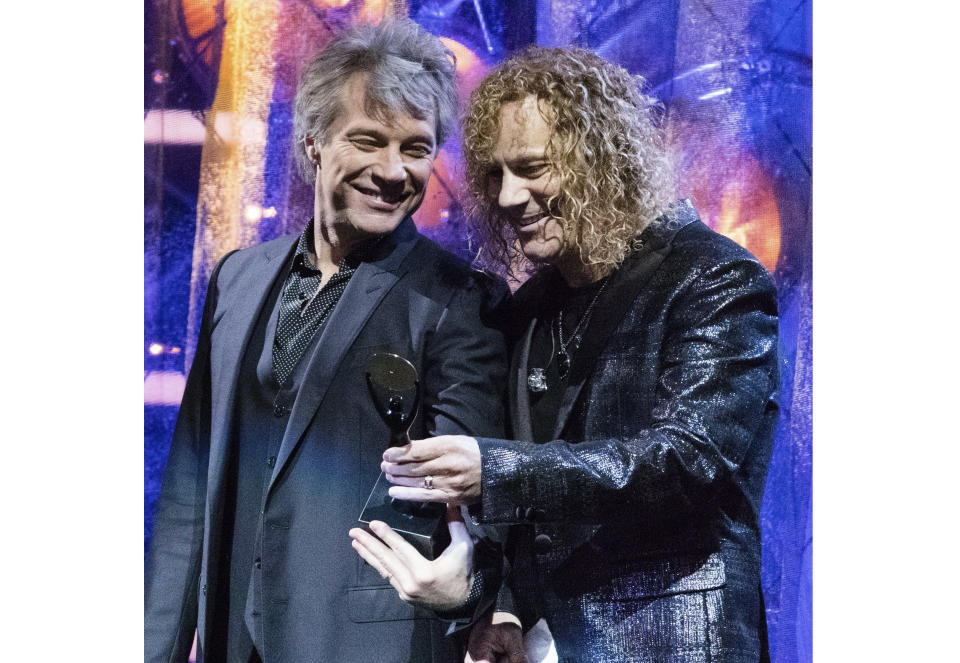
[358,353,450,559]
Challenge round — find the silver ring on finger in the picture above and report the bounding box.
[422,475,434,490]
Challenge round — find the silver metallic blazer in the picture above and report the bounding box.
[476,201,779,662]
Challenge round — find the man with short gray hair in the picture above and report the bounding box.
[145,19,507,663]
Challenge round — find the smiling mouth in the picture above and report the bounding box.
[516,214,548,230]
[352,184,410,209]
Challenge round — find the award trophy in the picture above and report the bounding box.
[358,352,449,560]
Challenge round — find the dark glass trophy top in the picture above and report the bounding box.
[360,352,448,559]
[365,352,420,446]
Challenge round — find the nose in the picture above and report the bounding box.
[497,170,530,210]
[370,146,406,185]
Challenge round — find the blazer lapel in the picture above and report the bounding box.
[208,238,296,497]
[551,203,698,440]
[268,222,419,490]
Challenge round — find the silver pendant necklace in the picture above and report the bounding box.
[527,277,609,392]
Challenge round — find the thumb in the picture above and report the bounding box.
[446,504,470,544]
[382,442,412,462]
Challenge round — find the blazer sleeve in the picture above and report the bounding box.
[476,256,779,525]
[421,272,509,439]
[144,252,233,663]
[417,272,513,631]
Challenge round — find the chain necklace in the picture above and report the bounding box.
[527,276,609,392]
[555,277,608,379]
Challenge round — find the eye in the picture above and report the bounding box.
[403,144,432,159]
[486,167,503,181]
[519,163,549,178]
[349,137,379,151]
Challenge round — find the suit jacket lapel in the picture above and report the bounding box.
[551,203,699,440]
[208,238,296,500]
[269,221,419,490]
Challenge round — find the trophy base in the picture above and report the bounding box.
[359,472,450,560]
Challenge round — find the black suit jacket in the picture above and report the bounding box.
[477,202,778,662]
[145,218,508,663]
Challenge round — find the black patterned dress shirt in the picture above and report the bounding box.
[272,226,357,387]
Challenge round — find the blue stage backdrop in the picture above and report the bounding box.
[145,1,810,661]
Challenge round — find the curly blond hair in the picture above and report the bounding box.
[463,47,675,277]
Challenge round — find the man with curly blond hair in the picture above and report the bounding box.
[352,47,778,662]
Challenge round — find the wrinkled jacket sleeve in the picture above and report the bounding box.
[418,273,513,632]
[476,257,778,525]
[421,272,509,441]
[144,253,231,663]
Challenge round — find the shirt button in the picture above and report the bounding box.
[267,456,276,468]
[272,404,285,418]
[255,558,262,569]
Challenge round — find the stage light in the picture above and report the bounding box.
[262,206,277,219]
[440,208,450,223]
[244,204,263,222]
[698,87,732,101]
[144,370,187,406]
[152,70,169,85]
[170,347,182,355]
[144,110,208,145]
[149,343,164,355]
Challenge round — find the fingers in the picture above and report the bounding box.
[383,468,439,486]
[349,524,417,578]
[383,436,451,463]
[383,467,456,496]
[382,459,444,479]
[349,530,391,578]
[348,527,414,600]
[384,469,455,501]
[366,519,428,568]
[388,485,450,503]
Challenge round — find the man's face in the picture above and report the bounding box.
[488,95,566,265]
[313,74,436,247]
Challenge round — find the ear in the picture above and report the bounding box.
[304,135,320,167]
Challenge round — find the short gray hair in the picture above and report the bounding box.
[293,19,458,183]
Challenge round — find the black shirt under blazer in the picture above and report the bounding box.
[145,218,508,663]
[477,201,779,662]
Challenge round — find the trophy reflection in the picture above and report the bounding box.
[358,352,449,560]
